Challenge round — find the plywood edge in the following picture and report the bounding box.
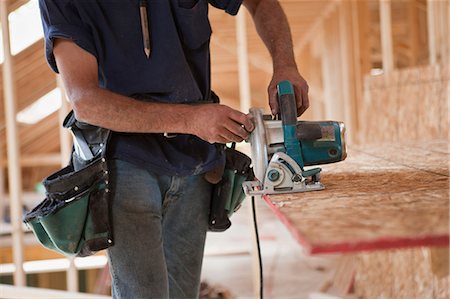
[263,195,449,255]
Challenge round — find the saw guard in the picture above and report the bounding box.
[249,108,268,182]
[243,152,325,196]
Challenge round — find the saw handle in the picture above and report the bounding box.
[277,80,297,125]
[277,80,305,169]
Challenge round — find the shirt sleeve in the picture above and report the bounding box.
[208,0,243,15]
[38,0,97,73]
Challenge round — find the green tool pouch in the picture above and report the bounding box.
[208,144,254,232]
[23,111,113,257]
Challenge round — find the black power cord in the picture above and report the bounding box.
[251,195,263,299]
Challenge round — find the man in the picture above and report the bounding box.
[39,0,309,297]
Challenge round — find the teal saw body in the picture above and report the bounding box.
[275,80,346,167]
[294,120,346,166]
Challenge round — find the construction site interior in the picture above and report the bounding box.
[0,0,449,298]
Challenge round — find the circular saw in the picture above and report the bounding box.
[243,80,347,195]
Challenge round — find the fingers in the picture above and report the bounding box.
[229,110,255,132]
[268,85,279,116]
[295,83,310,116]
[224,121,250,140]
[219,130,244,143]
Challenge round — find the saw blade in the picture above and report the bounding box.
[249,108,268,182]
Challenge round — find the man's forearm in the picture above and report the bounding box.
[244,0,309,116]
[246,0,297,71]
[72,87,194,134]
[54,38,254,143]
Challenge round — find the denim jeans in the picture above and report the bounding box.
[107,159,212,299]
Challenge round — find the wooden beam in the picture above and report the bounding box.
[56,77,79,292]
[210,38,272,74]
[339,1,356,144]
[0,0,25,286]
[379,0,394,72]
[0,153,62,167]
[293,0,339,57]
[57,77,72,168]
[439,0,449,66]
[321,10,346,122]
[427,0,437,65]
[236,10,251,113]
[0,130,5,229]
[429,247,449,279]
[0,284,110,299]
[349,0,368,145]
[408,0,420,66]
[236,9,261,298]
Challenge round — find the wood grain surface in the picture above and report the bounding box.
[264,140,449,254]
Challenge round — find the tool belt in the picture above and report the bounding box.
[23,111,113,257]
[208,143,254,232]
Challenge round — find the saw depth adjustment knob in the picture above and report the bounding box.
[267,169,280,182]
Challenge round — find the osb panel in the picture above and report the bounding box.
[264,141,449,254]
[360,64,449,144]
[354,248,450,299]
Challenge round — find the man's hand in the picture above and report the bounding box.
[244,0,309,117]
[189,104,254,144]
[268,66,309,117]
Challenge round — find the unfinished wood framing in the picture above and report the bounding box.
[57,77,72,171]
[0,135,4,227]
[408,0,420,66]
[236,9,251,113]
[235,9,262,297]
[1,0,25,286]
[56,77,78,292]
[354,248,450,299]
[379,0,394,72]
[320,10,346,123]
[338,1,358,144]
[427,0,437,65]
[359,64,449,144]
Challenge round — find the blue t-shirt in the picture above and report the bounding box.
[39,0,243,176]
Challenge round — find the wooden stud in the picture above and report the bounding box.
[57,77,72,169]
[339,1,358,144]
[356,0,371,76]
[236,9,251,113]
[236,9,261,298]
[0,0,25,287]
[355,248,449,298]
[210,38,272,75]
[429,247,449,279]
[427,0,437,65]
[0,132,4,227]
[321,10,346,122]
[56,76,79,292]
[408,0,420,66]
[439,0,449,66]
[379,0,394,72]
[0,153,61,167]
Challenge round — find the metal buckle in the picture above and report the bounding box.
[163,132,177,138]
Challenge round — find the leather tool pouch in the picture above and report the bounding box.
[208,144,254,232]
[23,111,113,257]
